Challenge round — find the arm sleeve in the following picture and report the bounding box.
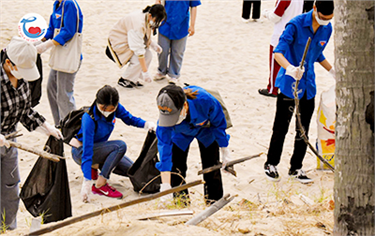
[20,85,46,131]
[316,53,326,63]
[44,14,55,40]
[156,126,174,172]
[80,113,96,180]
[273,23,297,55]
[190,0,201,7]
[53,2,79,45]
[116,103,146,128]
[274,0,291,17]
[208,99,229,148]
[128,29,146,56]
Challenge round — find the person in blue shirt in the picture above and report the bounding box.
[36,0,83,126]
[71,85,156,202]
[155,84,231,205]
[264,0,335,184]
[154,0,201,84]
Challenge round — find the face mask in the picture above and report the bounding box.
[315,11,330,26]
[175,107,187,125]
[97,104,115,118]
[10,68,23,80]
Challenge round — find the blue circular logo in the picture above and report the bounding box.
[18,13,47,42]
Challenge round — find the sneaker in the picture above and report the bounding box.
[264,164,280,182]
[289,169,313,184]
[135,81,144,87]
[168,77,178,84]
[258,89,277,98]
[118,78,136,88]
[91,168,98,180]
[241,18,250,23]
[92,183,123,199]
[154,72,166,81]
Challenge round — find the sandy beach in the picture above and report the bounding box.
[1,0,336,235]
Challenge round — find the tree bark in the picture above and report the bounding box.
[334,0,375,235]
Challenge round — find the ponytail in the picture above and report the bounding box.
[184,88,199,100]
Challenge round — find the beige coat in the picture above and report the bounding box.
[108,10,152,68]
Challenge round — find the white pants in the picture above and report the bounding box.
[122,48,152,83]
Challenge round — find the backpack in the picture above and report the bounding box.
[59,106,96,145]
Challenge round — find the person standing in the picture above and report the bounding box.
[241,0,261,22]
[154,0,201,84]
[107,4,166,88]
[36,0,83,126]
[0,37,63,231]
[258,0,303,97]
[72,85,156,202]
[264,0,335,183]
[155,84,231,205]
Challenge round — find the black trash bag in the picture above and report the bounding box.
[20,136,72,223]
[128,131,161,193]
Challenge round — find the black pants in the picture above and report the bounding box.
[242,0,261,20]
[266,92,315,171]
[171,140,223,204]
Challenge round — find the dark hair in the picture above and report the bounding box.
[143,4,167,29]
[96,85,119,107]
[315,0,334,16]
[1,50,15,66]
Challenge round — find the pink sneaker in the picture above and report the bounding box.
[92,184,123,199]
[91,168,98,180]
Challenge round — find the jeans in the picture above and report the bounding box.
[266,92,315,171]
[157,34,188,79]
[47,62,81,125]
[1,145,20,230]
[72,140,134,179]
[171,140,223,204]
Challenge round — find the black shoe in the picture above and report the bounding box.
[258,89,277,98]
[118,78,136,88]
[264,164,280,182]
[135,81,144,87]
[288,169,313,184]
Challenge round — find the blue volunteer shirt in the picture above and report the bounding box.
[45,0,83,47]
[156,86,229,172]
[159,0,201,40]
[274,10,332,100]
[77,103,145,180]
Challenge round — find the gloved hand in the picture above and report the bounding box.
[36,122,64,140]
[285,65,305,81]
[329,67,336,80]
[35,40,55,54]
[262,9,282,23]
[81,178,94,203]
[150,41,162,53]
[262,9,271,18]
[220,147,231,168]
[144,121,156,132]
[33,40,43,46]
[159,183,173,207]
[141,71,152,83]
[0,134,10,148]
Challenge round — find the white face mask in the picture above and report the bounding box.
[315,11,330,26]
[97,104,115,118]
[10,68,23,79]
[175,107,187,125]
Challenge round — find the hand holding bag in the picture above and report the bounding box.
[48,0,82,73]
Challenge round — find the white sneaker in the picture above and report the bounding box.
[168,77,178,84]
[241,18,250,23]
[154,72,166,81]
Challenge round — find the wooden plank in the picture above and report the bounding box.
[27,180,204,236]
[185,194,237,226]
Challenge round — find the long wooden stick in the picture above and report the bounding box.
[8,141,62,162]
[27,180,204,236]
[136,210,194,221]
[185,194,237,226]
[198,153,263,175]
